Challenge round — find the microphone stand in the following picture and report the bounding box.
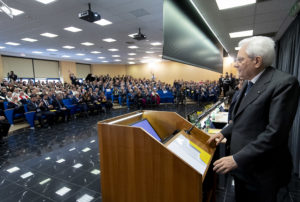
[185,98,225,135]
[185,113,205,135]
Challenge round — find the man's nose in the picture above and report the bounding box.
[234,62,239,68]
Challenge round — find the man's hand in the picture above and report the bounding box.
[213,156,238,174]
[207,132,224,146]
[0,116,5,121]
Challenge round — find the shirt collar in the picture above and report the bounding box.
[250,68,266,84]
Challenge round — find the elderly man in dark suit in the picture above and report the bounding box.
[208,36,300,202]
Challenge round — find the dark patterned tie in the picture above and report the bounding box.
[244,81,254,96]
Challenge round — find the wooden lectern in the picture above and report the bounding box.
[98,110,216,202]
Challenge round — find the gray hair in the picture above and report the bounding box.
[239,36,275,67]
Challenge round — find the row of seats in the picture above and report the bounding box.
[3,90,175,127]
[4,98,104,128]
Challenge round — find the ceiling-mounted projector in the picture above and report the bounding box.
[78,3,100,23]
[133,28,147,40]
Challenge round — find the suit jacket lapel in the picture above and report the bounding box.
[232,82,247,117]
[233,67,274,120]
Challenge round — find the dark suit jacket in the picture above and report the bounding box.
[52,98,65,110]
[27,101,41,112]
[221,66,300,186]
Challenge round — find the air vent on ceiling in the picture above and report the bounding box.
[256,32,277,38]
[257,0,272,3]
[129,8,150,17]
[126,41,135,44]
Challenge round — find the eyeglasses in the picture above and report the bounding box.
[235,57,245,63]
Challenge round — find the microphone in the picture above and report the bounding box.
[185,113,204,134]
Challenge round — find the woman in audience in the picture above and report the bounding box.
[99,92,112,112]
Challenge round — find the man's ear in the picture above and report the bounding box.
[254,56,263,68]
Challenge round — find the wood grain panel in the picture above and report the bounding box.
[99,124,202,202]
[98,110,216,202]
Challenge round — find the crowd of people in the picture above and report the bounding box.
[218,72,238,97]
[0,73,222,136]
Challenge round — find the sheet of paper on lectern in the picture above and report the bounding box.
[167,134,210,175]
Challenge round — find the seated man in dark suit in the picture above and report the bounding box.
[0,109,10,138]
[0,94,6,111]
[51,94,69,122]
[72,93,88,117]
[208,36,300,202]
[27,95,55,128]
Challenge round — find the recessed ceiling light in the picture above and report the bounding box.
[5,42,20,46]
[76,53,85,56]
[150,42,162,46]
[128,58,135,60]
[128,46,138,49]
[62,55,70,58]
[103,38,116,42]
[94,19,112,26]
[128,62,135,64]
[128,53,136,56]
[108,48,118,52]
[69,147,76,151]
[102,61,108,63]
[229,30,253,38]
[47,48,58,52]
[40,32,58,38]
[64,26,82,32]
[128,33,138,38]
[216,0,256,10]
[32,51,43,54]
[35,0,56,5]
[45,157,51,160]
[0,7,24,16]
[146,51,154,54]
[98,57,105,59]
[143,56,150,59]
[91,51,101,54]
[114,59,121,62]
[112,55,120,57]
[84,58,91,61]
[22,38,38,42]
[0,46,6,49]
[62,45,75,49]
[4,8,24,16]
[235,47,241,50]
[81,42,94,46]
